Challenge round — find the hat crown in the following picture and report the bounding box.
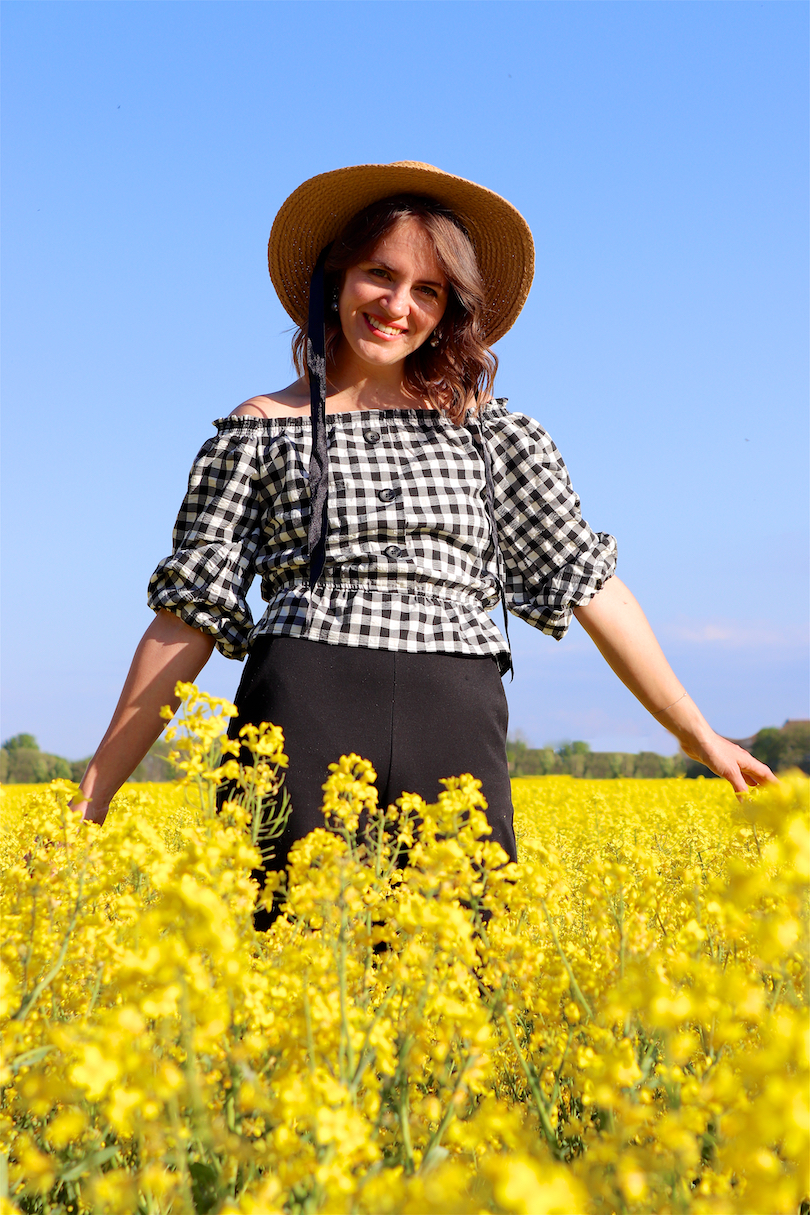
[388,160,440,172]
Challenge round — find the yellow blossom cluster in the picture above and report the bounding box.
[0,685,807,1215]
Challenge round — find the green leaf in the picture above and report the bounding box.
[60,1145,120,1183]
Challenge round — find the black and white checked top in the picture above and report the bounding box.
[147,400,616,674]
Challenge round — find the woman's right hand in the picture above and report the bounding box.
[72,795,109,825]
[72,611,215,823]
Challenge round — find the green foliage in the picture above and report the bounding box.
[0,737,175,786]
[3,732,38,752]
[0,735,72,784]
[752,721,810,773]
[557,740,591,758]
[507,737,685,779]
[512,720,810,780]
[70,758,91,783]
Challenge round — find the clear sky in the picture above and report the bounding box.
[2,0,807,761]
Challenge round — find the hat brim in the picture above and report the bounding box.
[268,162,534,346]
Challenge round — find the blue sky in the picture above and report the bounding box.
[2,0,807,760]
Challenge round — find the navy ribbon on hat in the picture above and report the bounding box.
[306,245,331,589]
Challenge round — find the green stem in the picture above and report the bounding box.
[617,891,625,980]
[498,996,560,1153]
[398,1081,415,1174]
[349,982,398,1097]
[20,885,37,996]
[337,887,355,1085]
[13,866,86,1023]
[303,973,317,1075]
[540,898,594,1023]
[85,963,104,1019]
[168,1093,196,1214]
[550,1027,574,1108]
[420,1052,471,1168]
[179,979,215,1154]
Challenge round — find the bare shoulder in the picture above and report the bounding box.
[230,380,310,419]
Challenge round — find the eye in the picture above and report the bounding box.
[367,267,390,280]
[419,285,439,299]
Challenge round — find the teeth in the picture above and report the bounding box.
[366,315,402,337]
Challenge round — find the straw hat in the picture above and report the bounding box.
[268,161,535,346]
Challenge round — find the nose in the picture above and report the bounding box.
[380,280,411,319]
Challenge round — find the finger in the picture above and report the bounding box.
[728,745,778,787]
[739,758,779,786]
[749,770,779,786]
[722,765,750,798]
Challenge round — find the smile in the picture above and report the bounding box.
[363,314,406,339]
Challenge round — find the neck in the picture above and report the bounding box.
[327,344,417,412]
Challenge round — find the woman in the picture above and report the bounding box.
[74,161,775,868]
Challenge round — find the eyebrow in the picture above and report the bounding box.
[367,258,446,290]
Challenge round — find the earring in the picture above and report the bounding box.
[331,287,340,313]
[430,331,440,348]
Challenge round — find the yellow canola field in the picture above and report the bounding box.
[0,687,808,1215]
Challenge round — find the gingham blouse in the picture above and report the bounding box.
[147,400,616,674]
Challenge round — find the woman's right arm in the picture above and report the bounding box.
[73,610,215,823]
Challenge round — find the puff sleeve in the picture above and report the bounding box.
[147,427,262,659]
[483,406,617,639]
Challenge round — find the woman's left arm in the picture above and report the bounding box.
[573,576,777,793]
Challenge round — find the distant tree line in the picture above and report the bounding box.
[2,721,808,785]
[507,738,686,779]
[0,735,76,784]
[508,720,810,779]
[0,736,174,785]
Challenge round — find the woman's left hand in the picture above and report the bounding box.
[574,577,780,797]
[680,731,777,794]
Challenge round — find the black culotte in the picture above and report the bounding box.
[225,636,516,921]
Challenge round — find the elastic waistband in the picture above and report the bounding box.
[263,580,495,610]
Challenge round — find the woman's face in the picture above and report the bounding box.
[336,217,449,374]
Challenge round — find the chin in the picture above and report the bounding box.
[356,340,410,364]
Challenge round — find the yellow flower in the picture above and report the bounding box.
[45,1106,87,1149]
[1,699,806,1215]
[69,1043,121,1100]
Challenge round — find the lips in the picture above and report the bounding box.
[363,313,406,338]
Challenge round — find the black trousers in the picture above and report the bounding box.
[225,636,516,920]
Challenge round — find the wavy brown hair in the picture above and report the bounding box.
[291,195,497,424]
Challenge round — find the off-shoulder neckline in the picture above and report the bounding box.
[213,399,510,429]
